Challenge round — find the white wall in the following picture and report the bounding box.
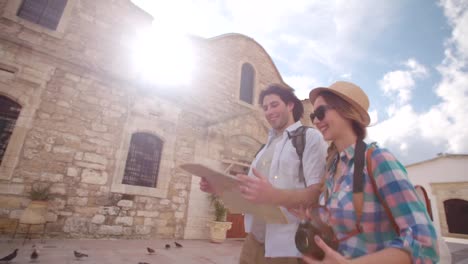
[406,155,468,236]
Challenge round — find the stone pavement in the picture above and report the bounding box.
[448,242,468,264]
[2,238,468,263]
[0,238,243,264]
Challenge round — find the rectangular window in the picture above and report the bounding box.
[17,0,68,30]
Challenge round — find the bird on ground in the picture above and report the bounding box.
[0,249,18,263]
[30,249,39,262]
[174,242,183,248]
[74,250,88,260]
[146,247,155,254]
[164,244,170,249]
[138,262,150,264]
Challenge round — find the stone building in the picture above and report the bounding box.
[0,0,312,239]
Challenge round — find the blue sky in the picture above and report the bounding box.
[132,0,468,165]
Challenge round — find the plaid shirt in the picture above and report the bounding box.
[319,143,439,263]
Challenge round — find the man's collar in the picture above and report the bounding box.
[268,121,302,137]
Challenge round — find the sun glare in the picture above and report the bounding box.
[131,24,195,86]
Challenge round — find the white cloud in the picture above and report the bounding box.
[378,59,428,105]
[369,0,468,164]
[283,75,319,100]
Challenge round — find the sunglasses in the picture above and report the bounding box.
[310,105,334,121]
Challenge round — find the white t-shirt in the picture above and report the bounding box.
[244,121,328,257]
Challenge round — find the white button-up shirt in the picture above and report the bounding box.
[244,121,328,257]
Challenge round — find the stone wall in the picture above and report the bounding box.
[0,0,297,239]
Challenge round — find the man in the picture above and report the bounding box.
[200,84,327,263]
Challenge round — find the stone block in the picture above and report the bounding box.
[67,197,88,206]
[81,169,107,185]
[91,214,106,224]
[40,173,64,182]
[99,206,120,216]
[0,183,24,195]
[135,225,151,235]
[0,196,28,208]
[115,216,133,226]
[83,152,108,165]
[98,225,123,235]
[63,216,89,233]
[136,211,159,218]
[117,200,133,208]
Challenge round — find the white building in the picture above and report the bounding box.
[406,154,468,241]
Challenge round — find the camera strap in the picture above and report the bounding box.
[353,141,400,235]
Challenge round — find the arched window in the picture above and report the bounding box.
[0,96,21,165]
[122,132,163,188]
[444,199,468,235]
[239,63,255,104]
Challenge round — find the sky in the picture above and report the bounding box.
[131,0,468,165]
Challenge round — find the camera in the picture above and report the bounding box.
[295,220,339,260]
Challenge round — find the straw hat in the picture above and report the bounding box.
[309,81,370,126]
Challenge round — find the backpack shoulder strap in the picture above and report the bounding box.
[365,147,400,234]
[288,126,310,186]
[254,144,266,158]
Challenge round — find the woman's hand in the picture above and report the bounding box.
[302,236,350,264]
[237,168,277,204]
[287,205,311,221]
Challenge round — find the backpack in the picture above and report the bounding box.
[254,126,310,185]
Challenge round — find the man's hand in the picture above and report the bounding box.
[302,236,350,264]
[199,177,216,194]
[237,168,277,204]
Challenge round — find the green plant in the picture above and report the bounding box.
[29,183,51,201]
[210,194,228,222]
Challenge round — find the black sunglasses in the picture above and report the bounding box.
[310,105,334,121]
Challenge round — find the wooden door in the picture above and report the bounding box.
[226,213,247,238]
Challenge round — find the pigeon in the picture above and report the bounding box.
[146,247,155,254]
[0,249,18,263]
[30,249,39,261]
[74,250,88,260]
[164,244,170,249]
[174,242,183,248]
[138,262,150,264]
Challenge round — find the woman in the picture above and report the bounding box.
[302,81,438,263]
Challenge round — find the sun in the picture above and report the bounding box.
[131,23,195,86]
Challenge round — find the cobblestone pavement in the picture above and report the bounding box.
[0,238,243,264]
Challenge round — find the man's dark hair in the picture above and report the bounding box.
[258,84,304,122]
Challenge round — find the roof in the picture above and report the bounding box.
[406,153,468,168]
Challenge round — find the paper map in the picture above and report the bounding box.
[180,163,288,224]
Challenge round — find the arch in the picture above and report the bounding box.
[444,199,468,235]
[415,185,433,220]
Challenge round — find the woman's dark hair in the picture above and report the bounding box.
[258,84,304,122]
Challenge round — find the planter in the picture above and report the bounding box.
[207,220,232,243]
[20,201,48,224]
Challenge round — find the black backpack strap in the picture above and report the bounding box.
[352,140,367,227]
[288,126,309,187]
[254,144,266,158]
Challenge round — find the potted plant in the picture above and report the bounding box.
[207,194,232,243]
[20,183,51,225]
